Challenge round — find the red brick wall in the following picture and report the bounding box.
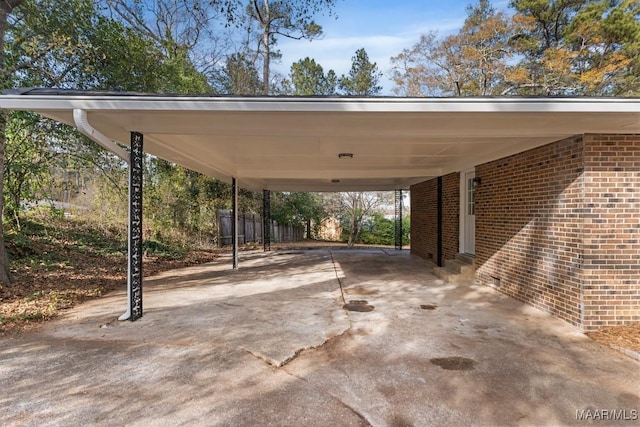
[582,134,640,329]
[410,179,438,262]
[410,173,459,264]
[442,173,460,261]
[412,134,640,330]
[475,136,585,328]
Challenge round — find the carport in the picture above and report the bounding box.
[1,89,639,321]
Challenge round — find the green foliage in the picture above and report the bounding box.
[289,57,337,95]
[507,0,640,95]
[3,112,55,228]
[3,0,97,89]
[339,48,383,96]
[6,216,123,272]
[142,240,183,259]
[271,192,326,236]
[327,192,390,246]
[214,52,263,95]
[357,213,410,246]
[144,159,217,245]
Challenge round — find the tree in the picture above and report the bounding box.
[104,0,216,94]
[0,0,221,276]
[271,192,325,238]
[359,212,410,246]
[327,192,388,247]
[339,48,383,96]
[216,0,337,94]
[505,0,640,95]
[3,113,57,229]
[0,0,105,284]
[506,0,587,95]
[559,0,639,95]
[214,52,263,94]
[391,0,514,96]
[289,57,337,95]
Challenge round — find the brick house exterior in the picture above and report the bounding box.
[410,173,460,265]
[411,134,640,331]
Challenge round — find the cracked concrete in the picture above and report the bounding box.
[1,248,639,426]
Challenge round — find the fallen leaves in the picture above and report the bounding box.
[586,323,640,355]
[1,218,220,336]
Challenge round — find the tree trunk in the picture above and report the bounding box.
[0,0,25,284]
[347,215,357,247]
[254,0,272,94]
[262,21,270,94]
[0,112,12,284]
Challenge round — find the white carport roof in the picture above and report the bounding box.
[2,89,640,192]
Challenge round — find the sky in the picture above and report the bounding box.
[274,0,511,94]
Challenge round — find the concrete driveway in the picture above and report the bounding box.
[1,249,639,426]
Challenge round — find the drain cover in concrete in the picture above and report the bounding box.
[430,356,476,371]
[420,304,437,310]
[343,300,375,312]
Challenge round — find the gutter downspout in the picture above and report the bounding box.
[73,109,129,163]
[73,109,132,321]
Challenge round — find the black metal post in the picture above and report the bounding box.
[437,176,443,267]
[263,189,271,251]
[129,132,143,321]
[232,177,238,270]
[395,189,403,250]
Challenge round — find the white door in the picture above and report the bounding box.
[463,170,476,255]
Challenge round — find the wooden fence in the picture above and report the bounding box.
[216,210,304,247]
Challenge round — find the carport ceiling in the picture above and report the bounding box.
[2,90,639,191]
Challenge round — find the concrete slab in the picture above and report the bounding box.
[1,249,639,426]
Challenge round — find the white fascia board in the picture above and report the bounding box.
[1,94,640,114]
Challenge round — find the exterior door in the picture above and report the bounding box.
[463,170,476,255]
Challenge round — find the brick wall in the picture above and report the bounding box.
[411,134,640,330]
[475,136,585,328]
[410,179,438,262]
[410,173,459,264]
[582,134,640,329]
[442,173,460,261]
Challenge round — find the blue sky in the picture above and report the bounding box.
[274,0,511,94]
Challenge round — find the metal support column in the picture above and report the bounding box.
[437,176,443,267]
[263,189,271,251]
[126,132,144,321]
[394,189,403,250]
[232,177,239,270]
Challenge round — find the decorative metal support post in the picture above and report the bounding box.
[437,177,443,267]
[128,132,144,321]
[395,189,403,250]
[263,189,271,252]
[232,177,239,270]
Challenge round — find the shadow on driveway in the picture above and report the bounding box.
[1,249,638,426]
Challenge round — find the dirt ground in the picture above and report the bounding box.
[0,247,222,336]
